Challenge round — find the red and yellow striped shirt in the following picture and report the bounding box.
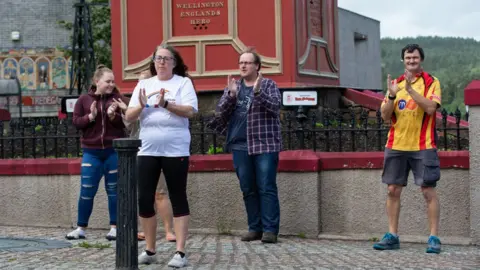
[381,72,442,151]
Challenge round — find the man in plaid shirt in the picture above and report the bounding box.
[208,48,282,243]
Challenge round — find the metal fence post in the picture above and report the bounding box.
[113,138,141,270]
[296,106,307,149]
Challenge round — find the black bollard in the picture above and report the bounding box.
[113,138,142,270]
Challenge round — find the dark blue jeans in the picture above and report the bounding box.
[77,148,118,227]
[232,150,280,234]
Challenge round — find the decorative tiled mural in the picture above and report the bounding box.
[0,47,72,117]
[0,47,71,90]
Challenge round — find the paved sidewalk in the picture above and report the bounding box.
[0,226,478,269]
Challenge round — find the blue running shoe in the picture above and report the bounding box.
[426,235,441,254]
[373,232,400,250]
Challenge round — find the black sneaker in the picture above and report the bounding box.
[241,231,262,241]
[261,232,277,244]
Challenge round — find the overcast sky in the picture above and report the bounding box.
[338,0,480,41]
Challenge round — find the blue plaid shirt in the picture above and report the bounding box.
[207,78,282,155]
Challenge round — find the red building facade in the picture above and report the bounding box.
[110,0,340,93]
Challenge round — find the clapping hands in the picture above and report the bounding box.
[404,71,414,93]
[107,102,118,120]
[156,88,166,108]
[113,98,127,111]
[253,72,263,94]
[138,88,147,108]
[227,75,237,97]
[107,98,127,120]
[387,74,399,97]
[88,101,97,121]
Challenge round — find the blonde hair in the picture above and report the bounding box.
[92,64,113,85]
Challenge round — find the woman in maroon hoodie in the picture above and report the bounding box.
[66,65,129,241]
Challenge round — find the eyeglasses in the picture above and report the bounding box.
[238,61,254,66]
[153,56,174,62]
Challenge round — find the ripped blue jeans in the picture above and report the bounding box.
[77,148,118,227]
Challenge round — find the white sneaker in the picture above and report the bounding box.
[138,251,157,265]
[106,227,116,241]
[167,253,188,268]
[65,227,85,240]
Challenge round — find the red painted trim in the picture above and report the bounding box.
[189,154,234,172]
[187,150,320,172]
[277,150,320,172]
[0,150,469,175]
[318,152,385,170]
[0,158,82,175]
[317,150,469,170]
[464,80,480,106]
[437,151,470,169]
[343,89,385,111]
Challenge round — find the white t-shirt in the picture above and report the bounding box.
[128,75,198,157]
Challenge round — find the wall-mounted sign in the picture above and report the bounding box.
[0,96,59,107]
[177,1,223,25]
[65,98,78,113]
[282,91,318,106]
[174,0,226,31]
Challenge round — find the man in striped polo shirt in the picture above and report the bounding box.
[373,44,442,254]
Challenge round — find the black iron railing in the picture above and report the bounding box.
[279,106,469,153]
[0,117,81,159]
[0,107,469,159]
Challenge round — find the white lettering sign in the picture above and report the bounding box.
[282,91,318,106]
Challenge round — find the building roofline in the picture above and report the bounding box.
[338,7,380,23]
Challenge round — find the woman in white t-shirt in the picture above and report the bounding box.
[128,69,177,244]
[125,44,198,268]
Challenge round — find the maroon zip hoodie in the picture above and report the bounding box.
[72,86,129,149]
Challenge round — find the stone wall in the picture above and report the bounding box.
[0,151,473,245]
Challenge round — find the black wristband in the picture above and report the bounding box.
[163,100,169,108]
[388,95,396,100]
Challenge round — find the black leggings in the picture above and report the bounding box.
[137,156,190,218]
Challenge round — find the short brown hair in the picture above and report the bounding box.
[240,47,262,71]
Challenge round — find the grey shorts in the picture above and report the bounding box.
[382,148,441,187]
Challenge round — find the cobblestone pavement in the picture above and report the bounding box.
[0,226,478,269]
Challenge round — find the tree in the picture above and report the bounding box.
[90,0,112,67]
[57,0,111,67]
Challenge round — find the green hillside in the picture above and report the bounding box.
[381,36,480,113]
